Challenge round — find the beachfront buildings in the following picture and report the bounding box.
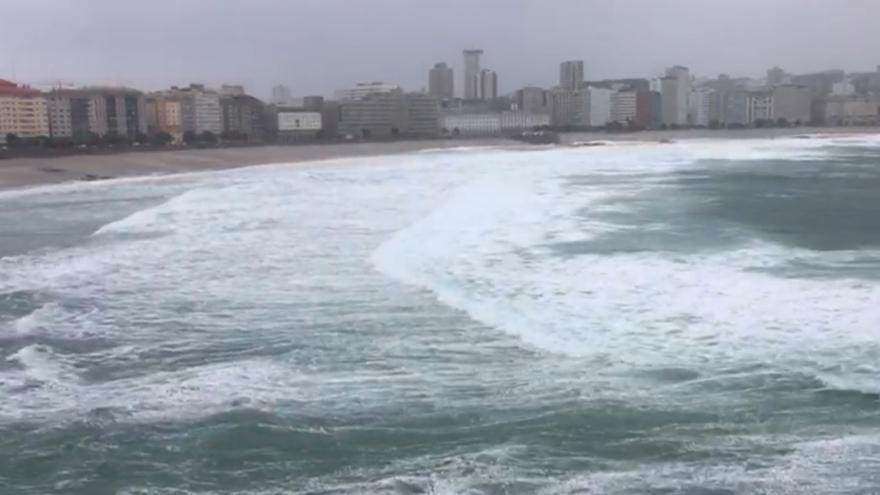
[560,61,584,91]
[479,69,498,101]
[463,49,483,100]
[221,94,267,140]
[500,111,550,132]
[429,63,454,100]
[772,85,812,124]
[516,87,550,114]
[338,89,440,139]
[586,86,614,127]
[45,92,73,139]
[0,80,49,143]
[172,84,222,135]
[611,91,638,126]
[549,88,584,127]
[822,95,880,126]
[145,94,184,142]
[661,66,690,126]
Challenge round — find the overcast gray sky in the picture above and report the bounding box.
[1,0,878,98]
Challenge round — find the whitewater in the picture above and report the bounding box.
[1,135,880,494]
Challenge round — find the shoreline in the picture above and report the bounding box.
[1,127,877,192]
[0,139,512,192]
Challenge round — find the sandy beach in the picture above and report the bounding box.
[0,127,877,191]
[0,140,511,191]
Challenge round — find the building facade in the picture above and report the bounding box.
[0,80,49,142]
[335,82,401,101]
[429,63,454,99]
[516,87,549,114]
[221,94,266,140]
[176,85,222,135]
[549,89,584,127]
[722,91,750,126]
[586,86,614,127]
[45,92,73,139]
[479,69,498,100]
[688,87,714,127]
[747,91,774,123]
[463,49,483,100]
[611,91,638,125]
[823,95,880,126]
[772,85,812,124]
[661,66,690,126]
[338,90,408,138]
[271,85,293,105]
[560,60,584,91]
[441,113,500,136]
[500,111,550,133]
[404,93,440,137]
[145,94,184,141]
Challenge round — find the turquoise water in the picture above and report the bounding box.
[1,136,880,494]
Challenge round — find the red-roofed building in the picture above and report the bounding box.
[0,79,49,143]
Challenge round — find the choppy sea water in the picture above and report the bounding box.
[1,135,880,494]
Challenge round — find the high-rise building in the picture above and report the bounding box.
[586,86,614,127]
[611,91,638,125]
[429,63,454,99]
[0,79,49,143]
[661,66,690,126]
[221,94,267,140]
[688,87,715,127]
[45,92,73,139]
[404,93,440,136]
[549,89,584,127]
[145,93,183,141]
[559,60,584,91]
[271,85,293,105]
[75,87,147,139]
[175,84,222,135]
[463,49,483,100]
[339,89,440,138]
[479,69,498,100]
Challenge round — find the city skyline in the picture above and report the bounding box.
[1,0,879,99]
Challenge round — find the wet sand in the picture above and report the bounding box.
[0,140,509,191]
[1,128,877,191]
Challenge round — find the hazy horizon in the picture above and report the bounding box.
[1,0,878,98]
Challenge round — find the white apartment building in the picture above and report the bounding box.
[748,92,774,123]
[586,86,614,127]
[688,88,714,127]
[500,111,550,132]
[441,113,501,136]
[661,66,690,126]
[194,90,222,134]
[46,93,73,138]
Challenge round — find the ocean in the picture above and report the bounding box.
[1,135,879,494]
